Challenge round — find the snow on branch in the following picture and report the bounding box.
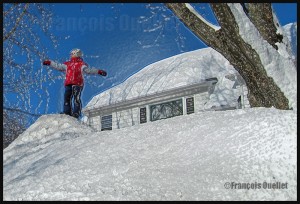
[185,3,220,31]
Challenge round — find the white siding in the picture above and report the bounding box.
[113,108,140,129]
[88,93,212,131]
[89,116,101,131]
[182,97,187,115]
[194,92,210,112]
[237,85,250,108]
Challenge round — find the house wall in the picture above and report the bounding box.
[87,92,216,131]
[89,115,101,131]
[194,92,210,112]
[112,107,140,129]
[238,85,250,108]
[88,93,210,131]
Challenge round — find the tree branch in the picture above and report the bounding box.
[210,4,240,38]
[3,3,29,42]
[165,3,220,47]
[3,3,20,17]
[4,107,42,117]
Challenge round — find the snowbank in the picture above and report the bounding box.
[3,108,297,201]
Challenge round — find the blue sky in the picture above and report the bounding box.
[8,3,297,117]
[272,3,297,25]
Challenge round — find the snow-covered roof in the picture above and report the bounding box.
[85,47,242,111]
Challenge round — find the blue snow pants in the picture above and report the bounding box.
[63,85,83,118]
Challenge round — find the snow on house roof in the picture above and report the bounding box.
[84,47,241,112]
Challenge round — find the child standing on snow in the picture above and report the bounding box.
[43,48,107,118]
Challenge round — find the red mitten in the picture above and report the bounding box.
[98,70,107,76]
[43,60,51,66]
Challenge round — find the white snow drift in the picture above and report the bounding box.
[3,107,297,201]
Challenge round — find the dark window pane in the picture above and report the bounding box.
[150,99,183,122]
[101,115,112,131]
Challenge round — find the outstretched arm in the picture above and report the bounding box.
[43,60,67,71]
[82,65,107,76]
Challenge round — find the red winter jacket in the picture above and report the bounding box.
[63,57,87,86]
[48,57,100,86]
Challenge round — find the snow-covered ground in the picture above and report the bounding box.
[3,107,297,201]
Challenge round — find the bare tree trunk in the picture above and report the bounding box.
[165,3,290,109]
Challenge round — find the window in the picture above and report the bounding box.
[186,97,194,114]
[140,107,147,124]
[150,99,183,122]
[101,115,112,131]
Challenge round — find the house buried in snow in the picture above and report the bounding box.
[83,48,248,131]
[84,79,218,131]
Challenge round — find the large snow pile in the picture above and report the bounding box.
[3,107,297,201]
[85,47,244,111]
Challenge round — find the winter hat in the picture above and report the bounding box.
[70,48,83,57]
